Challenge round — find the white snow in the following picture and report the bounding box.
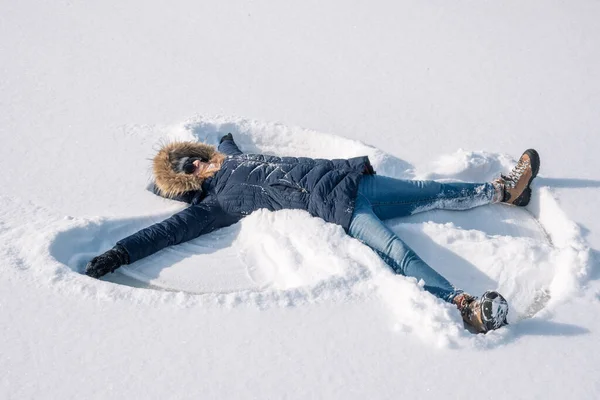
[2,1,600,399]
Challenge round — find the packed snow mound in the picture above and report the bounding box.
[3,116,590,347]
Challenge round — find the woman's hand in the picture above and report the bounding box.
[219,133,234,143]
[85,245,130,278]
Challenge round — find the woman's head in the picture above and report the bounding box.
[152,141,225,198]
[176,157,204,174]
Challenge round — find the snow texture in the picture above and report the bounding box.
[2,1,600,399]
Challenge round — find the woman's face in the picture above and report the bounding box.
[191,159,219,176]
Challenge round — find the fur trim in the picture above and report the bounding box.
[153,141,226,198]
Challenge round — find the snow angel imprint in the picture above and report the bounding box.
[85,133,540,334]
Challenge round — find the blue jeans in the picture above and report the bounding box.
[348,175,496,303]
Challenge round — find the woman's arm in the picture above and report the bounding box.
[85,200,240,277]
[218,133,243,156]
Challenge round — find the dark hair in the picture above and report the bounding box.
[175,157,205,174]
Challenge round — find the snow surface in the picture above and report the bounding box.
[2,1,600,399]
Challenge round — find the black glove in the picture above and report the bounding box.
[85,245,130,278]
[219,133,234,144]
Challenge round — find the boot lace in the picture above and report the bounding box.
[501,159,530,189]
[456,293,477,319]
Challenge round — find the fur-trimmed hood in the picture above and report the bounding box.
[153,141,226,198]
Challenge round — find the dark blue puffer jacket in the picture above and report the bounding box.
[117,137,375,263]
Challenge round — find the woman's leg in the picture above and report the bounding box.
[348,195,462,303]
[357,175,499,221]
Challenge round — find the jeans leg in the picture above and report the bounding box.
[348,196,461,303]
[357,175,496,220]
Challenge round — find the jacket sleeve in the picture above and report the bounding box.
[218,133,244,156]
[116,200,240,263]
[332,156,376,175]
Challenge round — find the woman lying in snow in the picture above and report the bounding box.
[85,133,539,334]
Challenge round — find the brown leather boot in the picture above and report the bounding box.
[453,291,509,333]
[493,149,540,206]
[454,293,486,333]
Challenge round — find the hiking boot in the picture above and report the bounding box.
[493,149,540,206]
[453,291,509,333]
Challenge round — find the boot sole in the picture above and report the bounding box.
[513,149,540,206]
